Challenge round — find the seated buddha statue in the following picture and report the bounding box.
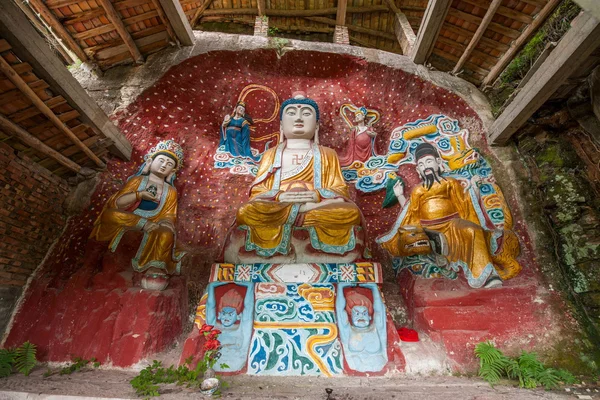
[223,93,365,263]
[377,143,522,289]
[89,140,186,290]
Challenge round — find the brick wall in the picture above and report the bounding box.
[0,142,70,334]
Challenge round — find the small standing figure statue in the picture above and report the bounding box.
[220,101,258,160]
[89,140,187,290]
[338,105,380,167]
[336,283,388,372]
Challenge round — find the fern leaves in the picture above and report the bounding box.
[0,349,15,378]
[14,342,36,376]
[0,342,37,378]
[475,341,577,390]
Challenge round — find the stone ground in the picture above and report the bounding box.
[0,369,599,400]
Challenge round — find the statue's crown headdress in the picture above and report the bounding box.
[144,140,184,170]
[280,91,320,121]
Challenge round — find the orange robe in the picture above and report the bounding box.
[378,178,513,288]
[90,175,185,274]
[236,144,362,257]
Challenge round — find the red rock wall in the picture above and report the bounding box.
[0,142,70,334]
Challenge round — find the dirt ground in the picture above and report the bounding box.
[0,369,598,400]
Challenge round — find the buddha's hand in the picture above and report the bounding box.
[139,190,157,202]
[278,191,318,203]
[158,220,175,233]
[299,197,344,213]
[142,221,160,233]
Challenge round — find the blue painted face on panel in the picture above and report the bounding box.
[218,306,238,327]
[351,305,371,328]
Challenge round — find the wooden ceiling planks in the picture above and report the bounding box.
[423,0,561,85]
[0,35,109,176]
[17,0,562,88]
[27,0,175,70]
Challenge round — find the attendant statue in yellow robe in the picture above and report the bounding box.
[89,140,186,289]
[377,143,522,288]
[224,92,364,263]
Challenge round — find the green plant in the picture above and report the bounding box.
[268,26,280,37]
[59,357,100,375]
[0,349,15,378]
[0,342,37,378]
[475,341,577,389]
[130,325,229,398]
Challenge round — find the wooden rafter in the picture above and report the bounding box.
[27,0,88,62]
[191,0,217,28]
[482,0,562,87]
[0,54,105,168]
[98,0,144,64]
[458,0,534,24]
[411,0,452,64]
[305,17,395,41]
[151,0,179,44]
[156,0,194,45]
[381,0,416,54]
[336,0,348,26]
[0,113,81,173]
[202,6,389,17]
[257,0,266,17]
[446,8,520,39]
[452,0,503,74]
[489,12,600,145]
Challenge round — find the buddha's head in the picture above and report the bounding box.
[345,290,373,329]
[149,153,178,180]
[217,288,243,327]
[414,143,444,190]
[137,140,184,184]
[280,92,320,143]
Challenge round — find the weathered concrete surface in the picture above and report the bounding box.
[0,368,587,399]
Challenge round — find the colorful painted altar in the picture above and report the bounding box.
[180,262,404,376]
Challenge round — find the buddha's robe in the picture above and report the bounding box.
[236,143,362,257]
[90,175,185,274]
[378,178,505,288]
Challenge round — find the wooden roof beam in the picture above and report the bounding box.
[0,54,105,168]
[382,0,415,54]
[257,0,266,17]
[202,6,389,17]
[155,0,194,45]
[336,0,348,26]
[0,1,132,160]
[411,0,452,64]
[0,113,81,173]
[305,17,396,41]
[488,12,600,145]
[395,12,416,55]
[98,0,144,64]
[452,0,502,74]
[482,0,562,87]
[27,0,88,62]
[191,0,217,28]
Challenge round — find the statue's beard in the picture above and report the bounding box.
[419,167,444,190]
